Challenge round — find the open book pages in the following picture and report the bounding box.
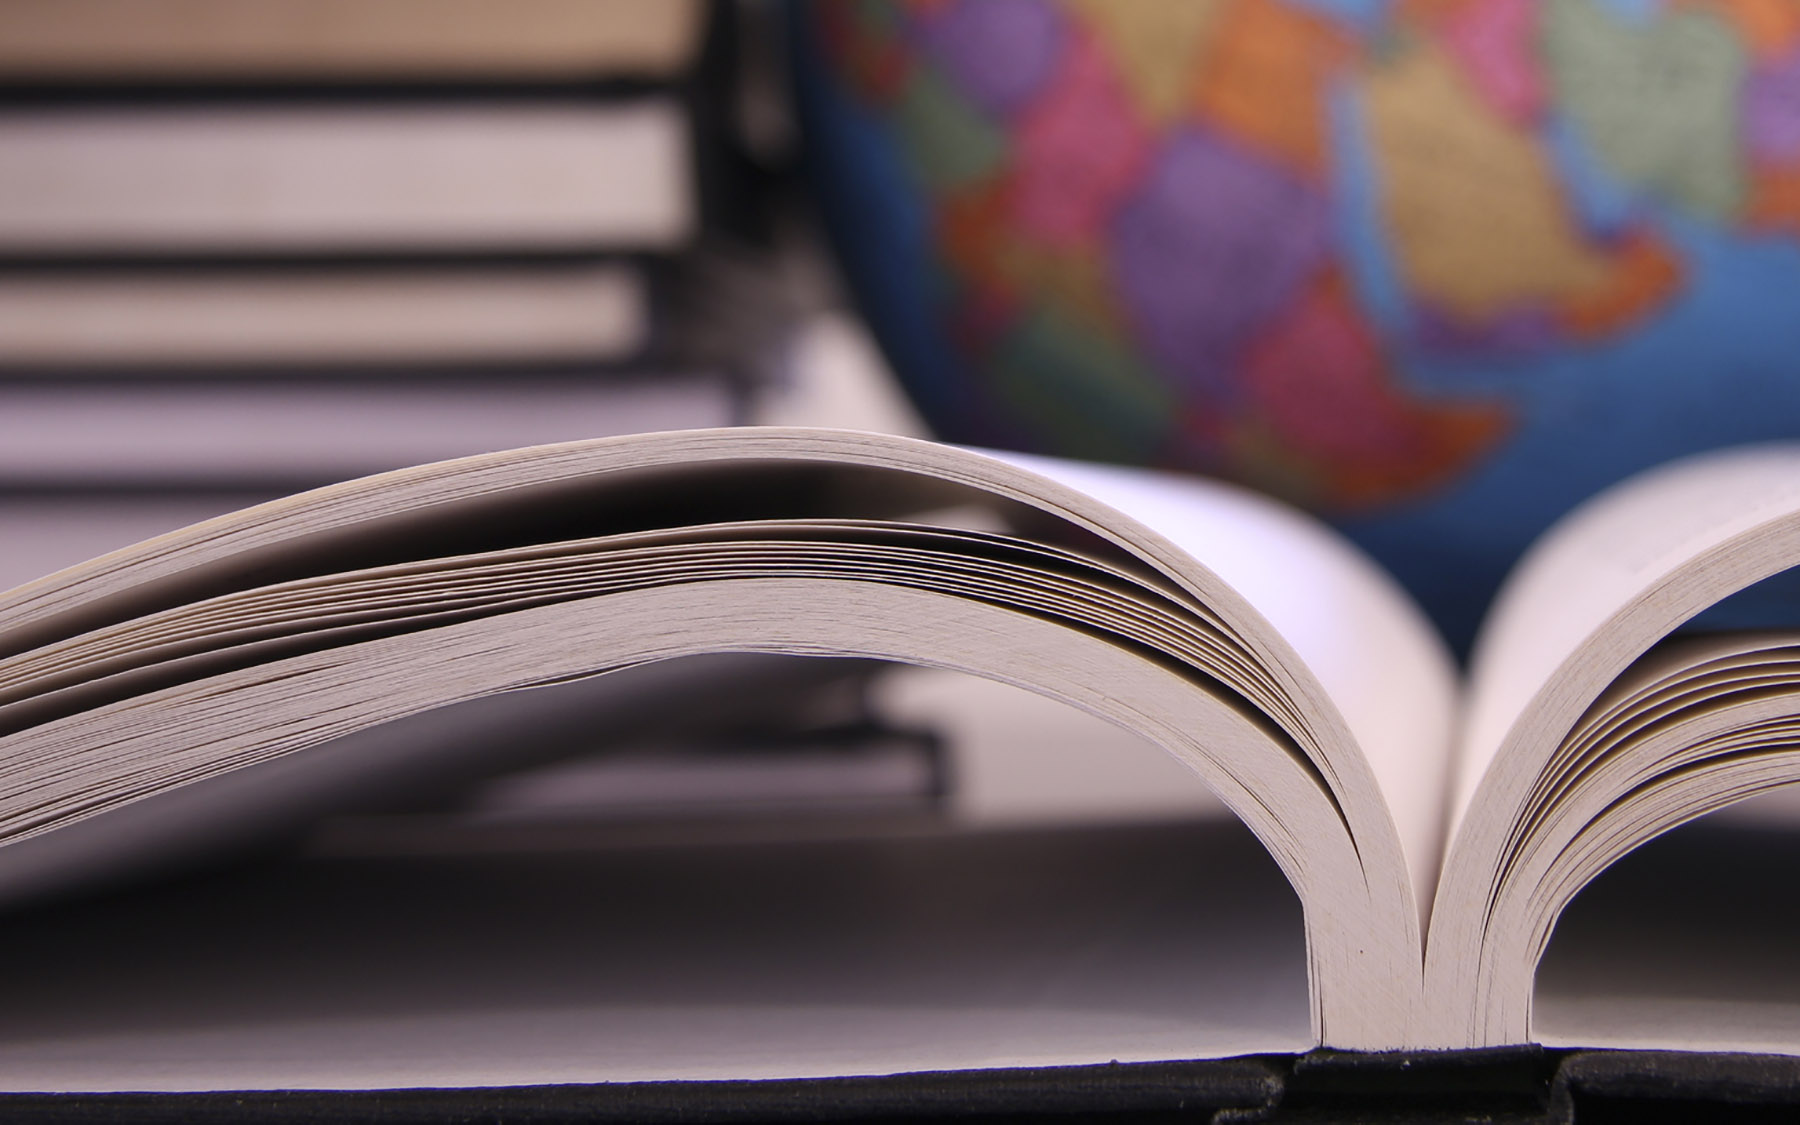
[0,428,1796,1059]
[1427,445,1800,1046]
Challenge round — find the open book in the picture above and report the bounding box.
[2,427,1798,1071]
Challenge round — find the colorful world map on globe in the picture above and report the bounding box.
[791,0,1800,648]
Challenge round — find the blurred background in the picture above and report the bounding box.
[0,0,1235,867]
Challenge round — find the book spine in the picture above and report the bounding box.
[0,102,694,255]
[0,0,706,81]
[0,261,653,370]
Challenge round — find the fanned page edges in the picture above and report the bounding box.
[0,428,1453,1051]
[1428,446,1800,1049]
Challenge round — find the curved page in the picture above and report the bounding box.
[994,452,1457,918]
[0,428,1449,1048]
[1431,443,1800,1046]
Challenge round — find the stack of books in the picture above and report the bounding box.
[0,0,759,490]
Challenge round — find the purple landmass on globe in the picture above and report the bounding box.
[1109,127,1330,396]
[1411,302,1559,357]
[916,0,1065,120]
[1745,46,1800,163]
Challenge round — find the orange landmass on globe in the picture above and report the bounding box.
[1191,0,1353,180]
[935,176,1011,289]
[1743,160,1800,234]
[1556,231,1684,339]
[936,172,1131,349]
[1676,0,1800,59]
[1066,0,1226,124]
[1362,37,1665,330]
[932,182,1022,359]
[1235,272,1509,510]
[939,177,1131,342]
[1395,0,1471,20]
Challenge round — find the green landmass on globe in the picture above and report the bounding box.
[793,0,1800,647]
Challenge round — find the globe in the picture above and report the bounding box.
[790,0,1800,650]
